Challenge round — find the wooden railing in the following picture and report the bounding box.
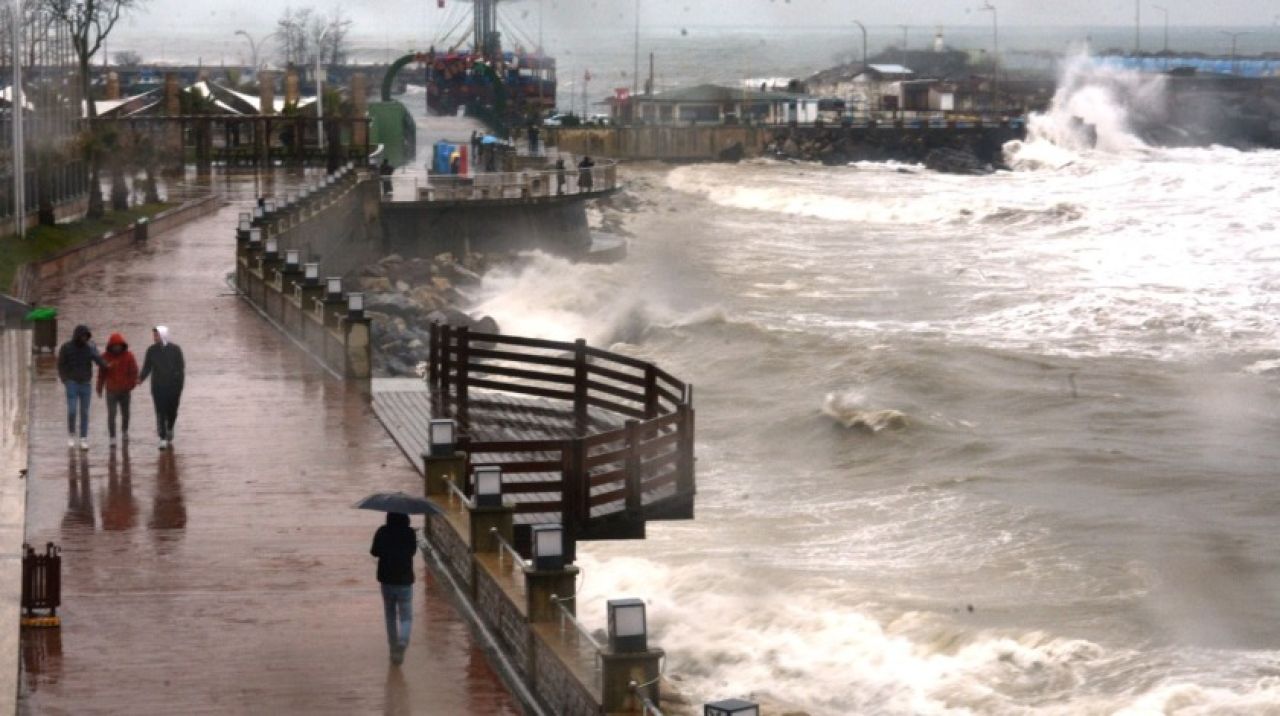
[428,324,695,554]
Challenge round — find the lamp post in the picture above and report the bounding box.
[1134,0,1141,53]
[315,26,331,151]
[980,2,998,112]
[898,24,909,68]
[12,0,23,238]
[1152,5,1169,53]
[1221,31,1250,75]
[853,20,867,116]
[234,30,274,72]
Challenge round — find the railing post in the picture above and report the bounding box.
[643,364,659,418]
[428,322,439,386]
[573,338,588,434]
[457,326,470,427]
[677,398,695,498]
[624,419,643,516]
[458,435,473,495]
[559,439,583,564]
[440,324,453,404]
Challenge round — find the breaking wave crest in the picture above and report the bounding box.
[822,391,908,432]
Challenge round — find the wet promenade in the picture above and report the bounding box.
[18,198,520,714]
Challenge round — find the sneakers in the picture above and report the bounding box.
[390,646,405,665]
[79,437,89,450]
[158,439,169,451]
[67,434,76,448]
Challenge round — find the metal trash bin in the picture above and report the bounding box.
[25,306,57,353]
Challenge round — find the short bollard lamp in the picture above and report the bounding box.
[325,277,343,301]
[473,465,502,507]
[264,237,279,260]
[607,598,647,653]
[705,700,760,716]
[253,206,264,220]
[347,292,365,320]
[238,213,251,232]
[531,523,565,571]
[264,199,277,213]
[285,249,301,271]
[303,263,320,287]
[300,187,310,200]
[248,228,262,249]
[428,419,456,456]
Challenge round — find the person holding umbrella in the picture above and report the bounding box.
[358,492,439,665]
[370,512,417,665]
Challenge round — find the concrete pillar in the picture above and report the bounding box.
[601,649,664,713]
[343,317,372,379]
[285,70,300,107]
[423,454,466,497]
[258,71,276,115]
[350,72,368,149]
[164,73,181,114]
[105,72,121,101]
[525,566,578,623]
[468,504,514,555]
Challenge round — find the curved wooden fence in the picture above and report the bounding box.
[427,324,695,552]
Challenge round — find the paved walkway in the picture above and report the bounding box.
[19,200,521,714]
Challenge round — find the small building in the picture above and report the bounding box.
[626,83,818,125]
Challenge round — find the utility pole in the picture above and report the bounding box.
[1153,4,1169,53]
[1220,31,1251,75]
[898,25,909,68]
[632,0,639,97]
[981,2,998,112]
[12,0,24,238]
[1134,0,1141,53]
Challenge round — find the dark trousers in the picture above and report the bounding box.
[152,388,182,439]
[105,392,131,438]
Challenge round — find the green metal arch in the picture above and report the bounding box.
[381,53,425,102]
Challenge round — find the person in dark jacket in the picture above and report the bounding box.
[370,512,417,665]
[96,332,140,447]
[577,155,595,191]
[138,325,185,450]
[58,324,106,450]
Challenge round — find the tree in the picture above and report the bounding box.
[114,49,142,67]
[42,0,145,120]
[276,6,352,73]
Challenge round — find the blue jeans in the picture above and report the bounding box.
[64,381,92,438]
[381,584,413,650]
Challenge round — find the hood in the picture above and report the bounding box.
[154,325,170,346]
[72,324,91,342]
[106,332,128,350]
[386,512,410,529]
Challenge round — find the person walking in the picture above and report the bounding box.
[96,332,139,448]
[370,512,416,665]
[57,324,106,450]
[555,158,566,195]
[577,155,596,191]
[138,325,185,450]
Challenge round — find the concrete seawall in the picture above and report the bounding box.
[550,122,1026,164]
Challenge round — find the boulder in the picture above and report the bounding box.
[924,148,991,176]
[360,276,393,293]
[409,286,445,311]
[365,292,418,318]
[424,307,474,328]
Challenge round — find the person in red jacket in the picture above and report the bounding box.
[96,332,139,448]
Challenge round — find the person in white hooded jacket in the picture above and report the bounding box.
[138,325,185,450]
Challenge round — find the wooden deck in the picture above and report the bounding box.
[372,378,684,534]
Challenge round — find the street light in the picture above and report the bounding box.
[980,2,998,111]
[315,26,331,151]
[1218,31,1249,75]
[898,25,909,69]
[234,30,275,72]
[1152,5,1169,53]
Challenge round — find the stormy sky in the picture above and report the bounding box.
[116,0,1278,43]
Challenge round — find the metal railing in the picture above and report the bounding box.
[385,160,619,203]
[490,526,530,570]
[551,593,603,672]
[443,476,473,509]
[630,678,665,716]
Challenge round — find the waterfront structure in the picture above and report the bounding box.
[623,83,818,125]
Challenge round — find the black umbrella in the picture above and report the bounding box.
[353,491,442,515]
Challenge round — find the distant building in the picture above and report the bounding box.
[624,83,818,125]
